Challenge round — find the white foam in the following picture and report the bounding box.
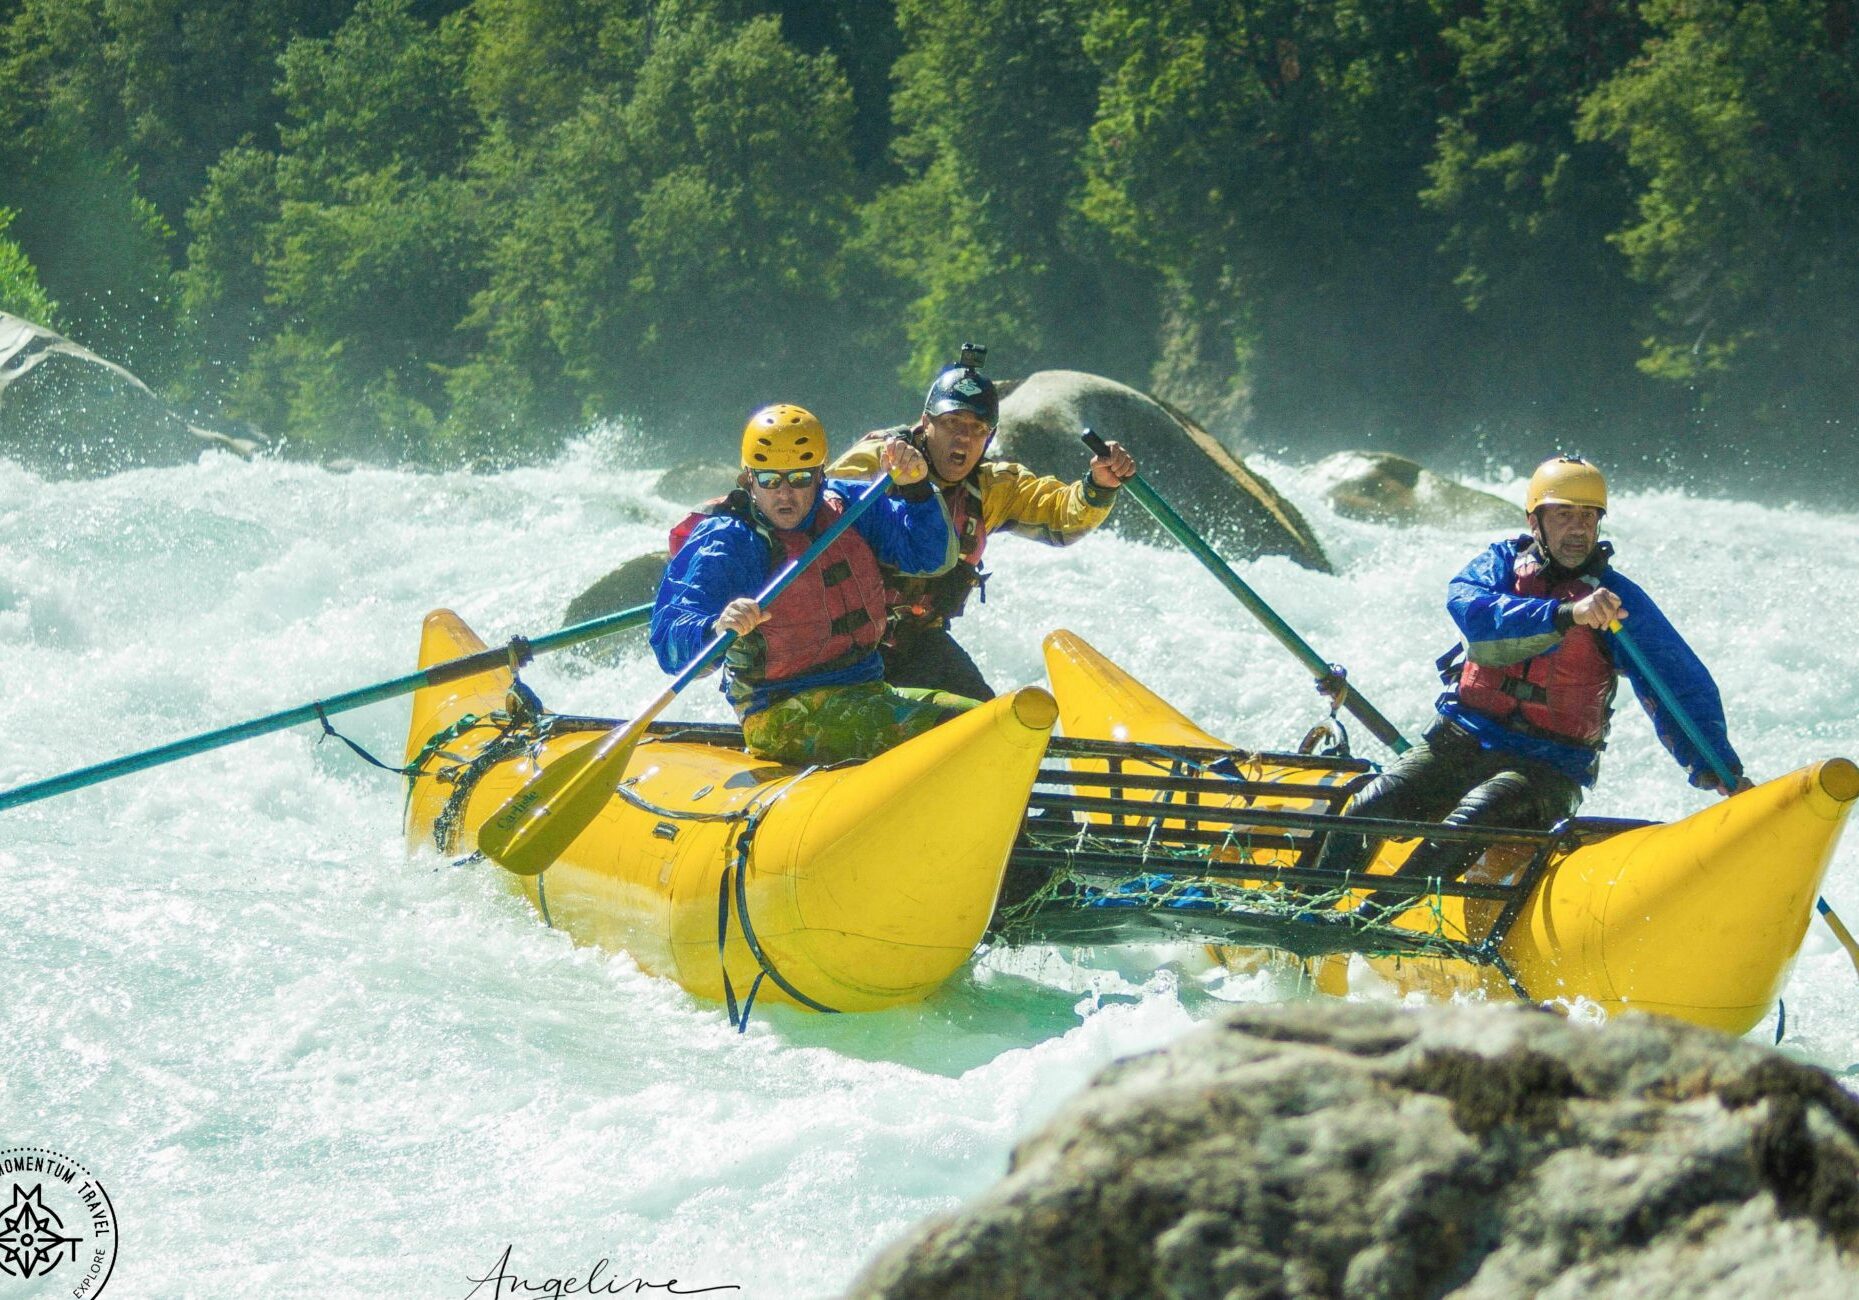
[3,448,1853,1294]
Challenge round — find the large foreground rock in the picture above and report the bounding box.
[997,370,1331,572]
[849,1002,1859,1299]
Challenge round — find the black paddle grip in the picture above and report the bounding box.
[1080,428,1111,458]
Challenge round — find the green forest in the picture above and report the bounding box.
[2,0,1855,480]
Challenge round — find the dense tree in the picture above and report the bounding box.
[1580,0,1859,439]
[1,0,1855,479]
[458,3,866,449]
[763,0,903,183]
[1422,0,1669,450]
[182,0,484,452]
[862,0,1155,399]
[0,1,175,374]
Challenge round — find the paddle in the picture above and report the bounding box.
[479,474,896,876]
[1609,618,1859,976]
[1080,429,1411,754]
[0,603,655,814]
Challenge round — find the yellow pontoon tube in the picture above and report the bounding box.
[405,609,1057,1012]
[1042,629,1858,1034]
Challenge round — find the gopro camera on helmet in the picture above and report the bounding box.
[923,343,999,428]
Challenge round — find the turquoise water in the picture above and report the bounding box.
[3,437,1855,1297]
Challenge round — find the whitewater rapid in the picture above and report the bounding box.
[3,435,1855,1297]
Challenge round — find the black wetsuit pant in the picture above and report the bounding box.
[1317,714,1583,908]
[881,625,995,702]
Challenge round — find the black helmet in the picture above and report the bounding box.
[923,343,998,427]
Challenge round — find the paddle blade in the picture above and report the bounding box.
[478,725,643,876]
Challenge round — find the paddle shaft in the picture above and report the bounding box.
[1609,618,1859,975]
[1081,429,1411,754]
[0,602,654,813]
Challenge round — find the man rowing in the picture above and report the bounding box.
[1321,454,1751,904]
[830,345,1135,700]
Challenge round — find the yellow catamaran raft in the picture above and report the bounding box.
[1032,629,1859,1035]
[400,605,1855,1034]
[403,609,1057,1014]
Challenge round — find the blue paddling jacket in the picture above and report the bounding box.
[1436,536,1742,788]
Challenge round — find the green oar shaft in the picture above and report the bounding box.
[0,603,654,813]
[1610,618,1859,977]
[1082,430,1410,754]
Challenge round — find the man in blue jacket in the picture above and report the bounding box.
[1323,455,1750,904]
[651,403,970,766]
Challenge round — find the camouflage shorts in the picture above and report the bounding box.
[741,681,978,766]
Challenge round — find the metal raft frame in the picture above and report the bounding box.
[1000,736,1651,1000]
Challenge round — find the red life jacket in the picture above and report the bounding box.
[1454,547,1616,747]
[886,475,988,635]
[668,489,888,684]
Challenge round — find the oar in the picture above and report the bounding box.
[479,474,896,876]
[1610,619,1859,977]
[0,603,654,814]
[1080,429,1411,754]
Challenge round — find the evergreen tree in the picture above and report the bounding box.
[458,2,864,448]
[1580,0,1859,440]
[864,0,1153,401]
[0,207,57,323]
[1081,0,1462,444]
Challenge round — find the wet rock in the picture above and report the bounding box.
[561,552,668,660]
[996,370,1330,572]
[1314,451,1517,529]
[653,461,740,504]
[1,310,265,477]
[848,1002,1859,1299]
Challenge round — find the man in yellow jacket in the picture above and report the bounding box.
[831,346,1136,699]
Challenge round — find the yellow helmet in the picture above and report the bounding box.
[740,404,828,471]
[1525,455,1607,514]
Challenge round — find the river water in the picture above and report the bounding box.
[3,435,1855,1297]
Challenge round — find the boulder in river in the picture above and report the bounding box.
[0,310,264,477]
[848,1001,1859,1298]
[653,460,741,504]
[561,551,669,661]
[996,370,1331,573]
[1314,450,1518,530]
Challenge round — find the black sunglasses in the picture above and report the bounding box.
[751,469,819,489]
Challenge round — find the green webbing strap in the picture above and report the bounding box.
[0,603,654,813]
[313,703,418,776]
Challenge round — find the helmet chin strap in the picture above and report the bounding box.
[1530,512,1604,578]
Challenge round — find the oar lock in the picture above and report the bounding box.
[1300,664,1354,757]
[504,679,544,725]
[504,635,534,675]
[1313,663,1351,710]
[500,637,541,722]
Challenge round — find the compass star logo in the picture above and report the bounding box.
[0,1185,81,1278]
[0,1147,117,1298]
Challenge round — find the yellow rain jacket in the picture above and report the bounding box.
[831,426,1117,641]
